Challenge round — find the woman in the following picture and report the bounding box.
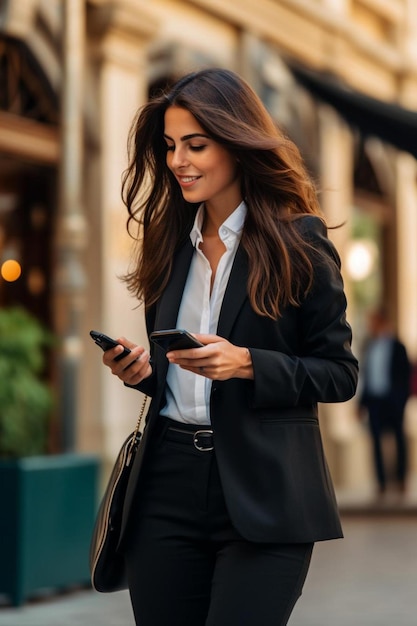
[102,68,358,625]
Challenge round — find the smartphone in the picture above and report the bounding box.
[150,329,203,353]
[90,330,131,361]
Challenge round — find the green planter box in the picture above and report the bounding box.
[0,454,99,606]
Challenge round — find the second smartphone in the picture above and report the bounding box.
[150,329,203,353]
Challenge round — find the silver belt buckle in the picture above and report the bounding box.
[193,429,214,452]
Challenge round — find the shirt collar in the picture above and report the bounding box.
[190,201,247,248]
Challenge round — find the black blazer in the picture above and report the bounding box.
[120,216,358,545]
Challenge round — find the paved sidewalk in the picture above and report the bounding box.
[291,515,417,626]
[1,516,416,625]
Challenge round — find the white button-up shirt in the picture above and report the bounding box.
[365,336,393,396]
[160,201,247,425]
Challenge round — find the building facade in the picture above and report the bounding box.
[1,0,417,494]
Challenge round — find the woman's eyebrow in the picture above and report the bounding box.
[163,133,210,142]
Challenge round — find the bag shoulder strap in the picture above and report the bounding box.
[126,394,148,466]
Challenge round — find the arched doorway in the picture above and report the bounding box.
[0,35,59,330]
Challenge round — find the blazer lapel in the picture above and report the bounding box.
[155,239,194,331]
[217,245,249,338]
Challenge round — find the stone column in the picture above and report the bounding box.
[78,1,158,463]
[395,152,417,479]
[318,104,372,491]
[396,153,417,356]
[55,0,87,452]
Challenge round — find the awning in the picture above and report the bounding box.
[290,65,417,159]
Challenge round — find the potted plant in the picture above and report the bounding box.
[0,306,53,457]
[0,307,98,606]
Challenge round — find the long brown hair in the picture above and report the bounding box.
[122,68,326,319]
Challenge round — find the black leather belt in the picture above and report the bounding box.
[161,417,214,452]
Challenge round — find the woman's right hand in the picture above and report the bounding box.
[102,337,152,386]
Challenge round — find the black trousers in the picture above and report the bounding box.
[125,417,313,626]
[366,396,407,489]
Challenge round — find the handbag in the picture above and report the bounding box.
[90,394,148,593]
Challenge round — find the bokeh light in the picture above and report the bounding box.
[345,239,378,281]
[1,259,22,282]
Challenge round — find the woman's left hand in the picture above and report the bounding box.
[166,334,253,380]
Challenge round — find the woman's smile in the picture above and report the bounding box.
[177,175,202,187]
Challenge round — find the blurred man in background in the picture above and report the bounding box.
[359,308,411,497]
